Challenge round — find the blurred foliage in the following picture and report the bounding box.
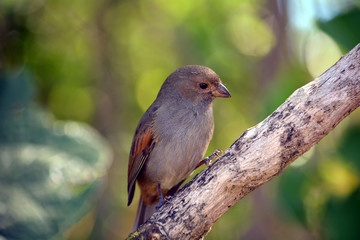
[0,0,360,239]
[318,7,360,52]
[0,72,111,240]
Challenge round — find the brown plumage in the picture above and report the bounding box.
[127,65,231,230]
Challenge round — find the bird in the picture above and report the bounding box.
[127,65,231,231]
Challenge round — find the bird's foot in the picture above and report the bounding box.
[165,195,173,201]
[196,149,223,168]
[155,203,162,210]
[156,197,170,210]
[156,183,169,210]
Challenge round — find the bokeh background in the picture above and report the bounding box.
[1,0,360,239]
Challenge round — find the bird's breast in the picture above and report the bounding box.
[144,104,214,189]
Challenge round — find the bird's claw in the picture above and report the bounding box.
[156,197,170,210]
[197,149,224,168]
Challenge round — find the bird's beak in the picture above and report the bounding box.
[213,83,231,98]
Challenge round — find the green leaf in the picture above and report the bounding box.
[324,189,360,240]
[318,7,360,52]
[0,71,112,240]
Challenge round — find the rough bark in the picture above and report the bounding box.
[127,43,360,240]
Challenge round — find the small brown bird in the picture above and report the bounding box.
[127,65,231,230]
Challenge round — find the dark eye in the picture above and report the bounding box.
[199,83,208,89]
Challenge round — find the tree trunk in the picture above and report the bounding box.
[127,43,360,240]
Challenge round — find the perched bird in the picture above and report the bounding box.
[127,65,231,230]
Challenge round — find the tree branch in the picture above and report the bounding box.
[127,43,360,239]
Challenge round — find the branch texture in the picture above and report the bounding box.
[127,43,360,239]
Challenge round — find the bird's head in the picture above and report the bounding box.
[159,65,231,105]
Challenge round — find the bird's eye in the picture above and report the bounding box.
[199,83,208,89]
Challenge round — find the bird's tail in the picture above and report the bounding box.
[132,197,156,232]
[131,181,184,232]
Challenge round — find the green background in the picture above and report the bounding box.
[1,0,360,239]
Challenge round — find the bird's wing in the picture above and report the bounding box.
[127,106,158,206]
